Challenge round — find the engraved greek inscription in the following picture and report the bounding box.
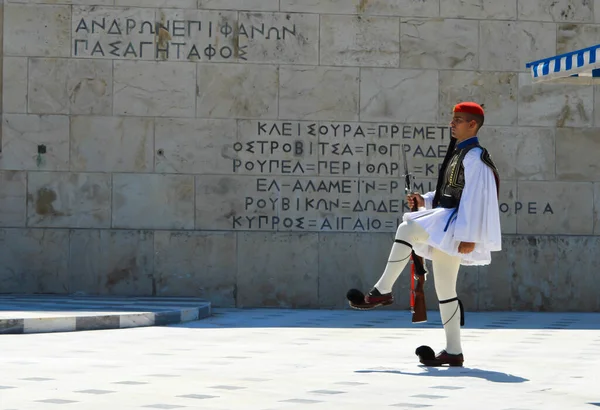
[107,20,122,35]
[140,20,155,34]
[498,202,554,215]
[245,197,280,211]
[232,215,305,230]
[317,161,352,175]
[225,121,553,232]
[236,23,296,40]
[91,41,105,56]
[75,18,89,33]
[72,12,302,61]
[126,19,136,34]
[73,39,88,56]
[232,159,306,174]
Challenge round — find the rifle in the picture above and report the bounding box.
[402,145,428,324]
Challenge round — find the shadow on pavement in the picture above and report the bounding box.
[355,366,529,383]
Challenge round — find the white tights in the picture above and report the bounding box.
[373,220,430,294]
[373,220,463,354]
[431,247,463,355]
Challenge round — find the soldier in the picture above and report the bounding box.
[349,102,501,367]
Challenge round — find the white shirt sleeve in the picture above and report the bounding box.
[452,148,502,252]
[422,191,436,210]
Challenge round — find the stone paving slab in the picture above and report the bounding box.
[0,295,212,334]
[1,307,599,409]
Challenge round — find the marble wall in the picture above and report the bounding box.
[1,0,599,312]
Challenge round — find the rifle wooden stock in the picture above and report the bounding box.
[412,268,427,323]
[408,196,427,323]
[410,251,427,323]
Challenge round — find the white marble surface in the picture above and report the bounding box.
[400,18,479,70]
[1,308,599,409]
[440,0,517,19]
[70,116,155,173]
[595,85,600,127]
[4,3,71,57]
[118,0,196,7]
[517,181,594,235]
[518,72,594,127]
[279,66,360,121]
[556,127,600,181]
[479,21,556,72]
[113,61,197,117]
[518,0,593,22]
[112,173,195,229]
[196,63,279,119]
[0,114,70,171]
[26,171,112,228]
[198,0,279,10]
[154,118,237,174]
[28,58,113,115]
[281,0,440,16]
[280,0,361,14]
[2,57,28,113]
[320,14,400,67]
[363,0,440,17]
[0,171,27,227]
[594,183,600,235]
[439,71,518,126]
[68,229,155,296]
[360,68,438,123]
[557,23,600,54]
[477,126,556,181]
[153,231,236,304]
[0,229,70,294]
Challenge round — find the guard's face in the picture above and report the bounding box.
[450,113,474,139]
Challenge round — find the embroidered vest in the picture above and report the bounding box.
[437,140,500,210]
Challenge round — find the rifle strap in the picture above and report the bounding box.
[439,297,464,326]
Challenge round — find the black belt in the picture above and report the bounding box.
[438,194,459,209]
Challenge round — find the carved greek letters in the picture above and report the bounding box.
[214,120,555,232]
[71,9,300,62]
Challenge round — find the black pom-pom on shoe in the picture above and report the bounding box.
[347,288,393,310]
[415,345,435,361]
[346,288,365,304]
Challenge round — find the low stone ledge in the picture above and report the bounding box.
[0,295,211,335]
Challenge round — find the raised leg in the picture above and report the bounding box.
[347,220,429,310]
[373,220,430,294]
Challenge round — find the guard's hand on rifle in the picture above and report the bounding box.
[407,193,425,209]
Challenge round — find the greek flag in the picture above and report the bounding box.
[526,44,600,83]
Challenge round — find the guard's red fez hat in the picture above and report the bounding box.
[453,102,484,116]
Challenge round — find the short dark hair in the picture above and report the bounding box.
[465,113,484,130]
